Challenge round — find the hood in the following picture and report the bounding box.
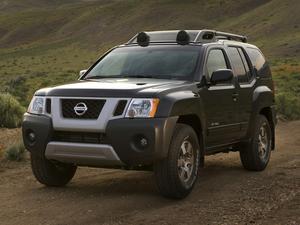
[35,78,191,98]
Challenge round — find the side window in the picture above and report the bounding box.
[206,49,227,78]
[227,47,249,83]
[238,48,252,81]
[246,48,266,71]
[246,48,268,77]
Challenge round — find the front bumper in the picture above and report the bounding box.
[22,113,178,167]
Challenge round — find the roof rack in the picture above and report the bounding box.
[214,31,247,43]
[126,30,247,46]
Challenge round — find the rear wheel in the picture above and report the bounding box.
[154,124,201,199]
[31,153,77,186]
[240,115,272,171]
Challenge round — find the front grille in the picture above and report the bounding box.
[52,131,108,144]
[46,98,51,114]
[113,100,127,116]
[61,99,106,119]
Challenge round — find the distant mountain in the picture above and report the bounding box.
[0,0,299,58]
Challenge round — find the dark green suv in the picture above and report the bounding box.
[22,30,276,199]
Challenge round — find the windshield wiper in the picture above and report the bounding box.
[124,74,179,80]
[85,75,122,80]
[122,75,155,78]
[85,74,174,80]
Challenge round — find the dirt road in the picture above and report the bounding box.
[0,121,299,225]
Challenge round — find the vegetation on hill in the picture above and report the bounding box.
[0,0,299,119]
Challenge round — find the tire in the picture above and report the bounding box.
[240,115,272,171]
[30,152,77,186]
[154,123,201,199]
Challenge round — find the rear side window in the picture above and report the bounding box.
[246,48,266,71]
[227,47,251,83]
[246,48,270,77]
[206,49,227,78]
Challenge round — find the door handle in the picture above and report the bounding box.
[232,93,239,101]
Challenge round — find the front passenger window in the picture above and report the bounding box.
[206,49,228,78]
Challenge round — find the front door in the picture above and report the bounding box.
[200,48,240,148]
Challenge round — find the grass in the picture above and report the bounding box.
[271,59,300,120]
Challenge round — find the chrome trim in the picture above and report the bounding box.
[50,97,131,132]
[45,142,124,166]
[208,84,235,91]
[239,78,256,88]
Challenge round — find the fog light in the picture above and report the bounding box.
[133,135,149,150]
[140,138,148,147]
[28,131,36,143]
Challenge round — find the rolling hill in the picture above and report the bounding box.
[0,0,299,118]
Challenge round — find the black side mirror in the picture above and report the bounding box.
[210,69,233,85]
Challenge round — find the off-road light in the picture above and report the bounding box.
[176,30,190,45]
[136,32,150,47]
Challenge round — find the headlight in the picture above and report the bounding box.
[125,98,159,118]
[27,96,46,115]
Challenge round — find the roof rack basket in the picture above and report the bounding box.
[126,30,247,46]
[214,31,247,43]
[195,30,247,43]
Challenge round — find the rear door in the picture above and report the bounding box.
[200,47,240,148]
[226,46,255,138]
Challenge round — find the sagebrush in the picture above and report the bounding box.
[4,141,26,161]
[0,93,25,128]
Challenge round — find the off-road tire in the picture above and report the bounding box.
[240,115,272,171]
[31,153,77,186]
[154,123,201,199]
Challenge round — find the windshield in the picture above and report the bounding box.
[84,46,200,80]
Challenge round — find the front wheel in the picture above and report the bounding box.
[31,153,77,186]
[154,124,201,199]
[240,115,272,171]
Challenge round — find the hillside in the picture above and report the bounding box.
[0,0,299,111]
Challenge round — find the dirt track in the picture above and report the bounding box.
[0,121,299,225]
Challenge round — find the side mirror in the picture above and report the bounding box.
[79,69,87,78]
[210,69,233,85]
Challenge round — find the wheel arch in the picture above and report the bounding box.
[247,85,276,150]
[176,114,205,166]
[259,107,275,150]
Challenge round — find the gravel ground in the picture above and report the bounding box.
[0,128,21,157]
[0,121,299,225]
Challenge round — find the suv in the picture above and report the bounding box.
[22,30,276,199]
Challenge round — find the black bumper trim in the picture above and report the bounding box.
[22,113,178,166]
[106,117,178,166]
[22,113,53,157]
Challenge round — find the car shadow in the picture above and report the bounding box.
[29,154,248,200]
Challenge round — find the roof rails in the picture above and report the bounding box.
[126,30,247,46]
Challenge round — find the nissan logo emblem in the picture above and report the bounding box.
[74,102,88,116]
